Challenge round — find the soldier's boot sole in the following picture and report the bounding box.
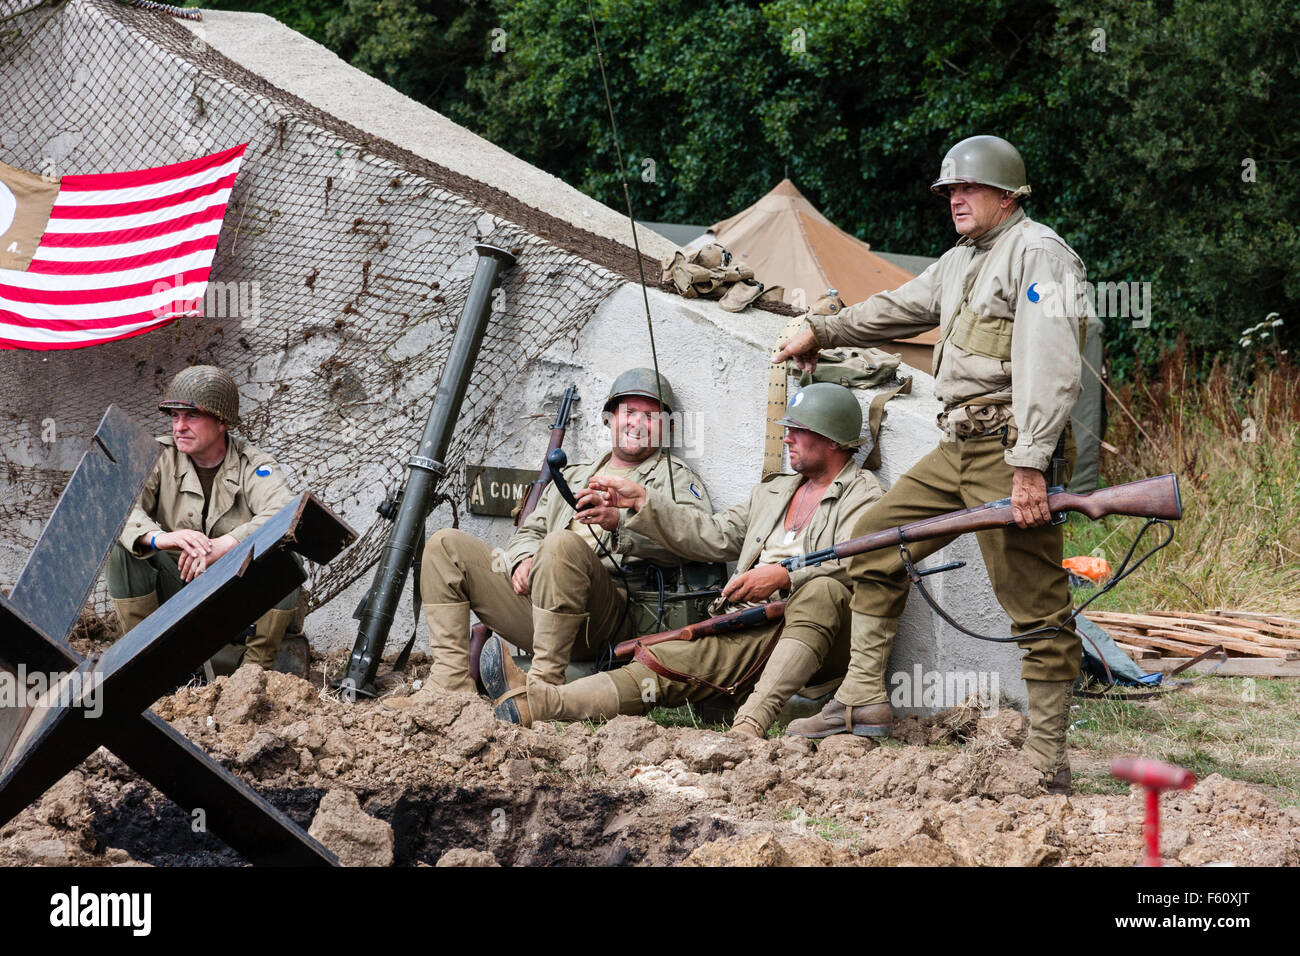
[480,635,531,726]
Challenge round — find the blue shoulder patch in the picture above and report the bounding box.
[1026,282,1041,303]
[256,466,272,477]
[689,482,702,500]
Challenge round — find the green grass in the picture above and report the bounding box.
[1069,677,1300,800]
[646,702,731,732]
[780,807,855,843]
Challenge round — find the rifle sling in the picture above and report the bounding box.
[631,619,786,697]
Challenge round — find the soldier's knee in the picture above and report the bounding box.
[535,529,589,563]
[424,527,477,565]
[791,575,850,609]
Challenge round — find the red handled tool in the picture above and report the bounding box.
[1110,758,1196,866]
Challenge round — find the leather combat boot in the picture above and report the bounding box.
[243,608,295,669]
[1023,678,1074,794]
[528,607,587,686]
[729,639,821,740]
[784,698,894,739]
[422,601,476,694]
[479,635,531,726]
[529,671,621,723]
[111,593,159,637]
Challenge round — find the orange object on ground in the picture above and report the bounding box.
[1063,555,1111,582]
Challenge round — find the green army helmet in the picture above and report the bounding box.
[930,135,1031,198]
[603,367,676,415]
[777,382,864,448]
[158,365,241,428]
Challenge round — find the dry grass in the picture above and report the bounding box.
[1066,346,1300,614]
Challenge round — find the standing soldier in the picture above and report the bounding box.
[775,135,1087,792]
[407,369,712,706]
[480,383,881,738]
[108,365,299,669]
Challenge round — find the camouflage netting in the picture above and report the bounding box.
[0,0,643,613]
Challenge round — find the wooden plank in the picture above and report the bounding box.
[1147,657,1300,678]
[1108,631,1210,657]
[1206,609,1300,639]
[1114,641,1160,660]
[1145,629,1297,659]
[1145,612,1300,648]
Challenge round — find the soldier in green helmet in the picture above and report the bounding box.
[479,383,882,739]
[405,368,713,711]
[775,134,1089,792]
[109,365,299,669]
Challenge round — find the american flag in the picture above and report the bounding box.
[0,143,248,350]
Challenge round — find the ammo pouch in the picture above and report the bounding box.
[625,561,727,636]
[947,304,1013,361]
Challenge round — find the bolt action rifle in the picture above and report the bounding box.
[613,473,1183,660]
[466,385,579,689]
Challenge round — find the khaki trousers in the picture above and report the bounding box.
[105,541,298,627]
[607,575,851,713]
[836,432,1081,707]
[420,528,633,659]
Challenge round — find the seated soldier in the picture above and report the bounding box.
[108,365,298,669]
[480,383,882,739]
[405,368,712,706]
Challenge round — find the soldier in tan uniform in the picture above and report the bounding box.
[775,135,1087,791]
[480,383,881,739]
[108,365,298,668]
[410,369,712,705]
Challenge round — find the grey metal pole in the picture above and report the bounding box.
[340,243,516,696]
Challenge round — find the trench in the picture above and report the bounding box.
[91,782,734,866]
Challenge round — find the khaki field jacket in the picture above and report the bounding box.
[806,208,1086,471]
[120,435,294,555]
[619,459,881,593]
[506,451,711,576]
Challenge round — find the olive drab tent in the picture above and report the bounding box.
[707,179,940,370]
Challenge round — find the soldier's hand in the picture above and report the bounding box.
[772,327,820,372]
[511,557,533,596]
[1011,467,1051,528]
[722,564,791,603]
[178,547,207,582]
[206,533,238,566]
[156,528,213,560]
[574,487,620,531]
[587,475,647,513]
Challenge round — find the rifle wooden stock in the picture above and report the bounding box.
[613,602,787,659]
[809,473,1183,567]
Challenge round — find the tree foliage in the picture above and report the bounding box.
[219,0,1300,375]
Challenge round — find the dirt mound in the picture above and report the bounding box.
[4,680,1297,867]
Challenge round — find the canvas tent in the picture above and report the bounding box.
[707,179,940,370]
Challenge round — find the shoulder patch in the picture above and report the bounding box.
[688,482,702,500]
[256,465,272,477]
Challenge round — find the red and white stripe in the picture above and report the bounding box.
[0,143,248,350]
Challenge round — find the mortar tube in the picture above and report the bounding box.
[340,244,516,696]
